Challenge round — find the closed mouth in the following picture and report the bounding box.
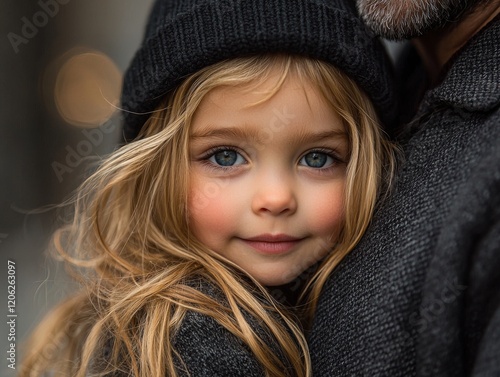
[239,234,304,254]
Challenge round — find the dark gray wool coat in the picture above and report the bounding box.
[309,16,500,377]
[100,281,294,377]
[170,283,293,377]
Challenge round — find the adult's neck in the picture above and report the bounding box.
[412,2,500,85]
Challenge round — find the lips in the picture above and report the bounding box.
[240,234,304,255]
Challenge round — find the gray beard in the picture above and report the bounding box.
[356,0,484,40]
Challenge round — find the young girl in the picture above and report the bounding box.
[20,0,397,376]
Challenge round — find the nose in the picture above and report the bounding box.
[251,172,297,216]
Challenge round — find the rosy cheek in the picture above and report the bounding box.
[188,183,235,245]
[317,202,344,235]
[192,202,227,230]
[306,185,345,237]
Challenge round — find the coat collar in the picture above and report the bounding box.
[427,15,500,112]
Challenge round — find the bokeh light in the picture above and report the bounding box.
[54,50,122,128]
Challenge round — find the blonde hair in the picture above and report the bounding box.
[19,54,395,377]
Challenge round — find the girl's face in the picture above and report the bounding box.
[188,71,348,286]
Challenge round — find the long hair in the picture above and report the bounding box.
[19,54,395,377]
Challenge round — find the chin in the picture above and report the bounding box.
[356,0,481,40]
[253,270,301,287]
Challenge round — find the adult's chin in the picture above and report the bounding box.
[355,0,482,40]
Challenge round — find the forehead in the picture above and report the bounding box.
[191,71,344,137]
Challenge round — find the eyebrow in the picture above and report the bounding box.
[191,126,256,140]
[190,126,348,144]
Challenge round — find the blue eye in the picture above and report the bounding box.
[208,149,246,167]
[299,151,335,168]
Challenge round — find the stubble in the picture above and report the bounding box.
[355,0,486,39]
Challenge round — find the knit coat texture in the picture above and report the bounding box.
[100,281,290,377]
[170,283,290,377]
[309,16,500,377]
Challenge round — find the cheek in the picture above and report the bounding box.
[304,182,345,237]
[187,177,239,243]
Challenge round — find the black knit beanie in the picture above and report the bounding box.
[121,0,396,141]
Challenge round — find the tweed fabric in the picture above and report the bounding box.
[309,17,500,377]
[120,0,396,141]
[99,280,290,377]
[172,311,266,376]
[171,282,285,376]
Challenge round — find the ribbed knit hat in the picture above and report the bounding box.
[121,0,396,141]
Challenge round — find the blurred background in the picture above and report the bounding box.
[0,1,154,375]
[0,1,403,375]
